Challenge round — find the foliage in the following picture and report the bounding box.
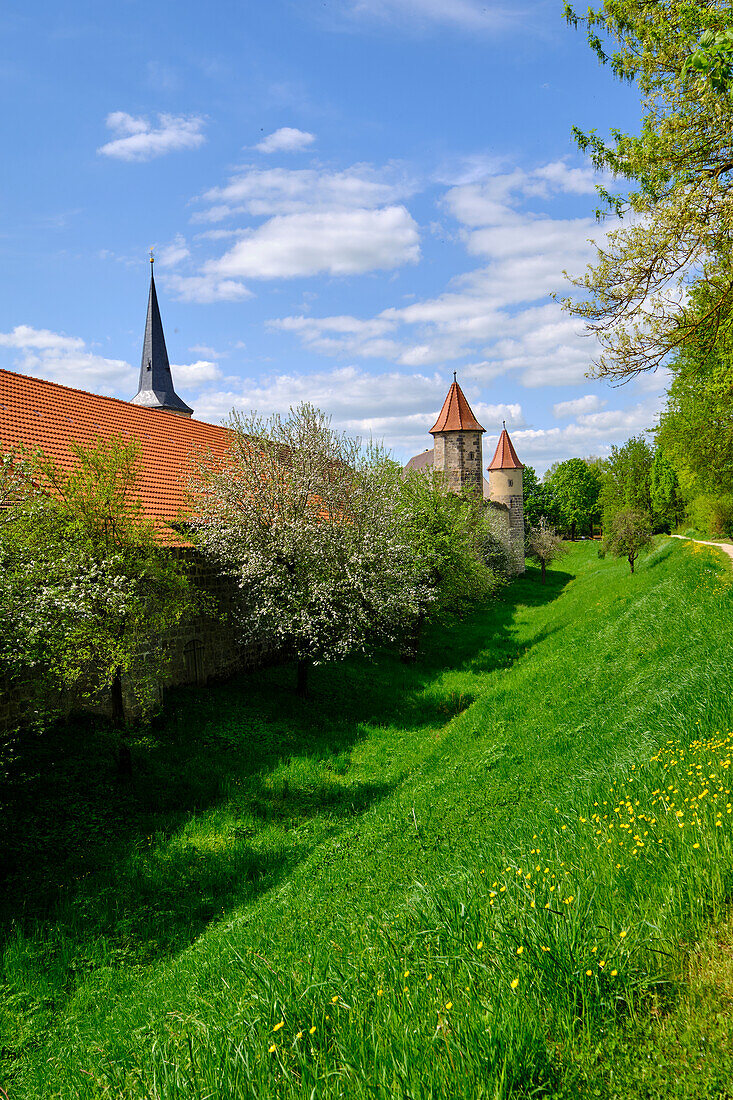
[603,507,653,572]
[526,518,566,582]
[656,282,733,498]
[649,448,686,531]
[599,434,655,530]
[6,542,733,1097]
[0,436,196,724]
[683,26,733,93]
[396,469,501,612]
[562,0,733,379]
[190,403,429,693]
[522,464,559,530]
[546,457,603,539]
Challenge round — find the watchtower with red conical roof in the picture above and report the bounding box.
[429,373,485,496]
[488,422,525,572]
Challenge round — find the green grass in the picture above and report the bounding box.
[3,539,733,1097]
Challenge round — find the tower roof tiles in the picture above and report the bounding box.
[488,427,523,470]
[429,379,485,434]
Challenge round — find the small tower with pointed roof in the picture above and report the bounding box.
[488,422,525,573]
[131,254,193,418]
[429,373,485,495]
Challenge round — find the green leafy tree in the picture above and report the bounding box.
[523,465,559,531]
[600,435,655,530]
[562,0,733,379]
[604,508,653,574]
[0,437,197,760]
[546,458,602,540]
[649,449,685,531]
[526,519,566,584]
[190,404,429,697]
[684,27,733,93]
[656,281,733,497]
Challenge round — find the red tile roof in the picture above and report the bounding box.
[0,369,232,530]
[429,381,485,434]
[488,428,523,470]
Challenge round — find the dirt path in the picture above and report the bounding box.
[670,534,733,562]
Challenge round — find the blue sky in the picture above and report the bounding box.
[0,0,657,473]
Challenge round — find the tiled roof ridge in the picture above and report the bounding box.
[488,427,523,470]
[429,379,485,434]
[0,367,214,428]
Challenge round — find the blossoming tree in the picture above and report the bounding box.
[189,403,428,696]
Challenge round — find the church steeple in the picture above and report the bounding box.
[131,254,193,418]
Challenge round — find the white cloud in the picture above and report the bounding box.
[98,112,206,162]
[156,234,190,268]
[255,127,315,153]
[272,159,618,383]
[0,325,131,395]
[171,359,223,385]
[166,274,252,304]
[188,344,226,359]
[0,325,84,353]
[343,0,518,32]
[204,206,420,280]
[196,164,415,221]
[509,396,663,468]
[0,326,228,403]
[553,394,605,419]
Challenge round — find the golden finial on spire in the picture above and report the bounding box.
[150,248,154,265]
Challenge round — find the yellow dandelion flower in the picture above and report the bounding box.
[541,946,550,952]
[269,1044,277,1053]
[477,941,483,950]
[599,961,606,968]
[693,842,700,848]
[619,930,627,938]
[586,970,592,976]
[516,946,524,955]
[511,978,519,990]
[611,969,618,977]
[331,995,339,1003]
[296,1031,303,1040]
[445,1001,453,1010]
[427,974,433,981]
[273,1021,284,1032]
[544,902,551,909]
[377,989,383,996]
[310,1026,316,1034]
[403,971,410,978]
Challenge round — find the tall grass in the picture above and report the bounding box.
[3,539,733,1097]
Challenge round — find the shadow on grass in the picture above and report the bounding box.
[0,562,573,976]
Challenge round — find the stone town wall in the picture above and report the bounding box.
[0,549,270,734]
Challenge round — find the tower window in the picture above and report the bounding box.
[468,452,474,460]
[508,479,513,487]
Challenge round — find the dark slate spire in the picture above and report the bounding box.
[131,254,193,417]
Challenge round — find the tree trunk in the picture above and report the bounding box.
[571,521,576,541]
[629,554,635,574]
[541,560,546,584]
[112,667,132,776]
[296,657,310,698]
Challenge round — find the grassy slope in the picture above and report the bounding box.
[3,540,733,1097]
